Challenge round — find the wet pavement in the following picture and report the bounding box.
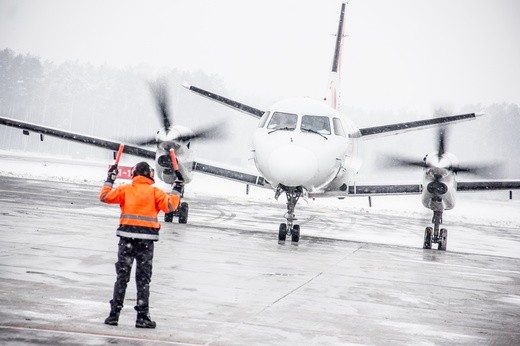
[0,175,519,345]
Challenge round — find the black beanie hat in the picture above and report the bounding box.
[133,161,153,179]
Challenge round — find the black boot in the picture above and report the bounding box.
[136,312,156,329]
[104,310,120,326]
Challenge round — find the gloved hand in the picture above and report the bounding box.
[171,184,183,196]
[106,164,118,184]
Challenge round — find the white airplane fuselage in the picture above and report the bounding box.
[252,98,360,193]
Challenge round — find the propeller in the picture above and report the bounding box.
[382,126,448,170]
[125,80,225,147]
[380,123,502,178]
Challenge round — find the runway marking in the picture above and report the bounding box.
[267,272,324,309]
[0,325,204,345]
[259,252,353,313]
[352,244,366,253]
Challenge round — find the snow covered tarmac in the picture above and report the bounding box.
[1,152,520,345]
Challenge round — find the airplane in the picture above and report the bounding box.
[180,2,520,248]
[1,2,519,250]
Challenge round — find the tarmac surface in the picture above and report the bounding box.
[0,174,519,345]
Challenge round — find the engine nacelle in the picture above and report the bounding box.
[155,126,193,184]
[421,172,456,211]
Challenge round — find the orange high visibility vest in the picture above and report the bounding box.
[100,176,180,230]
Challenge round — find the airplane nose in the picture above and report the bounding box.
[268,145,318,187]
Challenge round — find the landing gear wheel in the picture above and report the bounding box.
[438,228,448,251]
[423,227,433,249]
[164,212,174,223]
[278,223,287,241]
[291,225,300,243]
[178,202,189,224]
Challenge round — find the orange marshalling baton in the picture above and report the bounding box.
[169,149,179,171]
[114,144,125,166]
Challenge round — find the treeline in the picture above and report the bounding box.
[0,48,249,163]
[0,48,519,177]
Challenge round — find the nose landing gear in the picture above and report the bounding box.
[278,223,300,242]
[423,210,448,251]
[276,185,302,243]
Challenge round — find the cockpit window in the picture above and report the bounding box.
[258,111,270,128]
[267,112,297,131]
[301,115,331,135]
[332,117,346,137]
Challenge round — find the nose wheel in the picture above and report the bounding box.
[423,211,448,251]
[278,223,300,243]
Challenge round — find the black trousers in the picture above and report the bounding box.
[110,237,155,313]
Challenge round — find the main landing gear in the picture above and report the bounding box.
[164,182,189,224]
[164,202,189,224]
[276,185,302,243]
[423,210,448,251]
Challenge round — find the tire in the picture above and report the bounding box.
[291,225,300,243]
[423,227,433,249]
[278,223,287,241]
[164,212,174,223]
[178,202,188,224]
[438,228,448,251]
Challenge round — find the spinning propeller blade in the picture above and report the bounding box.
[437,127,446,159]
[150,80,172,132]
[380,156,428,169]
[176,122,225,142]
[132,138,159,146]
[450,162,503,176]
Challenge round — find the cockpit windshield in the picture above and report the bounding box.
[301,115,331,135]
[267,112,297,131]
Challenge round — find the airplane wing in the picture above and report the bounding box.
[310,183,423,198]
[347,184,422,196]
[183,83,481,138]
[192,159,269,188]
[358,112,481,139]
[456,180,520,191]
[0,116,155,159]
[311,180,520,198]
[182,83,265,119]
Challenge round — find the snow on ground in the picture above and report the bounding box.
[1,149,519,230]
[1,149,519,345]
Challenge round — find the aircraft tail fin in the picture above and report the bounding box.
[325,2,347,110]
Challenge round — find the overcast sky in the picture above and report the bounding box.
[1,0,519,114]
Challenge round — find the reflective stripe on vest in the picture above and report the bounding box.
[119,214,160,228]
[116,230,159,241]
[120,214,158,222]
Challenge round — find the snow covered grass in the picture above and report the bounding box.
[1,149,519,229]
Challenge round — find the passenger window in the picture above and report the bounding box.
[258,111,270,128]
[267,112,297,131]
[301,115,331,135]
[333,118,346,137]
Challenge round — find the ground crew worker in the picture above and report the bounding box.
[100,161,180,328]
